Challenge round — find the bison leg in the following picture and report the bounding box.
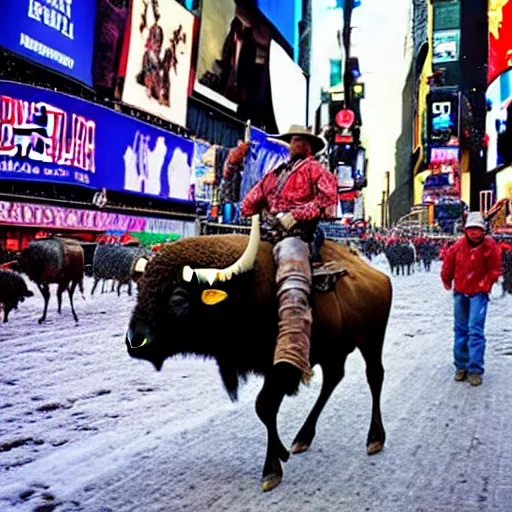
[291,354,349,455]
[359,337,386,455]
[117,281,122,296]
[91,278,100,296]
[57,280,68,314]
[68,281,79,323]
[3,303,13,322]
[38,283,50,324]
[255,374,290,492]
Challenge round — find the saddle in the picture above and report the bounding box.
[311,228,348,292]
[312,261,348,292]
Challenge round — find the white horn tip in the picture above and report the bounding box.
[183,266,194,282]
[134,257,148,273]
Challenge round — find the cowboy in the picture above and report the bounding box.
[241,125,338,387]
[441,211,502,386]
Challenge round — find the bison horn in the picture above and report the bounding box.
[134,257,149,273]
[183,214,260,285]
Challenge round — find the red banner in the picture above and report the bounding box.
[488,0,512,85]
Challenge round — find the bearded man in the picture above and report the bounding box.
[241,126,338,388]
[441,211,502,386]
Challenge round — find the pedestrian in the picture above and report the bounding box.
[441,211,502,385]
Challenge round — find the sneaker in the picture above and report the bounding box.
[468,373,482,386]
[454,369,467,381]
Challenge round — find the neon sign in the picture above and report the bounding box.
[0,95,96,173]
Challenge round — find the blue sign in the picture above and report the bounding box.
[257,0,296,48]
[0,1,96,86]
[0,81,194,203]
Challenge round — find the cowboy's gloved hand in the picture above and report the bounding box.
[277,212,297,231]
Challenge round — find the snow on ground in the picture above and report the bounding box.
[1,261,512,512]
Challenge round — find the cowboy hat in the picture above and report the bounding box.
[271,125,326,155]
[464,211,486,230]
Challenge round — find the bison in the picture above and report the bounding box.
[126,215,392,491]
[385,242,416,276]
[0,269,34,322]
[91,244,149,297]
[19,238,84,323]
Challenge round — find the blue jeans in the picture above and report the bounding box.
[453,292,489,375]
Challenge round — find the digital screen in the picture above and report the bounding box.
[122,0,195,126]
[0,0,97,86]
[428,93,459,148]
[433,30,460,64]
[0,81,195,202]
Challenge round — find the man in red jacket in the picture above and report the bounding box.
[441,211,502,386]
[241,125,338,389]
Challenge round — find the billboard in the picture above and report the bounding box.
[122,0,195,126]
[486,69,512,171]
[256,0,296,48]
[488,0,512,85]
[0,199,196,235]
[0,81,194,202]
[0,0,97,86]
[194,0,276,129]
[269,40,307,133]
[433,30,460,64]
[427,92,459,149]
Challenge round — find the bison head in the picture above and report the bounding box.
[126,215,262,371]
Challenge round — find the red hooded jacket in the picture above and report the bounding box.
[441,236,502,295]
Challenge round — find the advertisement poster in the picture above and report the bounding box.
[256,0,296,48]
[191,141,216,203]
[0,81,194,202]
[486,69,511,171]
[488,0,512,85]
[0,0,97,86]
[92,0,130,90]
[427,92,459,148]
[433,30,460,64]
[194,0,276,130]
[269,40,307,133]
[122,0,195,126]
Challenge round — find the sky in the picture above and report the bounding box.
[351,0,413,224]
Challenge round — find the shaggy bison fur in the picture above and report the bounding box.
[91,245,148,296]
[0,269,34,322]
[126,234,392,491]
[19,238,84,323]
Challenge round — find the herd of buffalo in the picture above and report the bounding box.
[0,239,150,323]
[0,234,511,325]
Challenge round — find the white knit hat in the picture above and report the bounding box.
[465,211,486,230]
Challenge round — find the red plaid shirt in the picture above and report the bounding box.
[241,157,338,221]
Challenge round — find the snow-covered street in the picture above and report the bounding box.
[1,260,512,512]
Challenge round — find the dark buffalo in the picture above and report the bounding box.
[19,238,84,323]
[91,245,149,296]
[125,216,392,491]
[385,242,416,276]
[417,241,438,272]
[0,269,34,322]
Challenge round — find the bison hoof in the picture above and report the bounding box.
[38,318,44,324]
[367,441,384,455]
[290,441,310,454]
[262,473,282,492]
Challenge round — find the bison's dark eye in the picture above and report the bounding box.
[169,287,192,319]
